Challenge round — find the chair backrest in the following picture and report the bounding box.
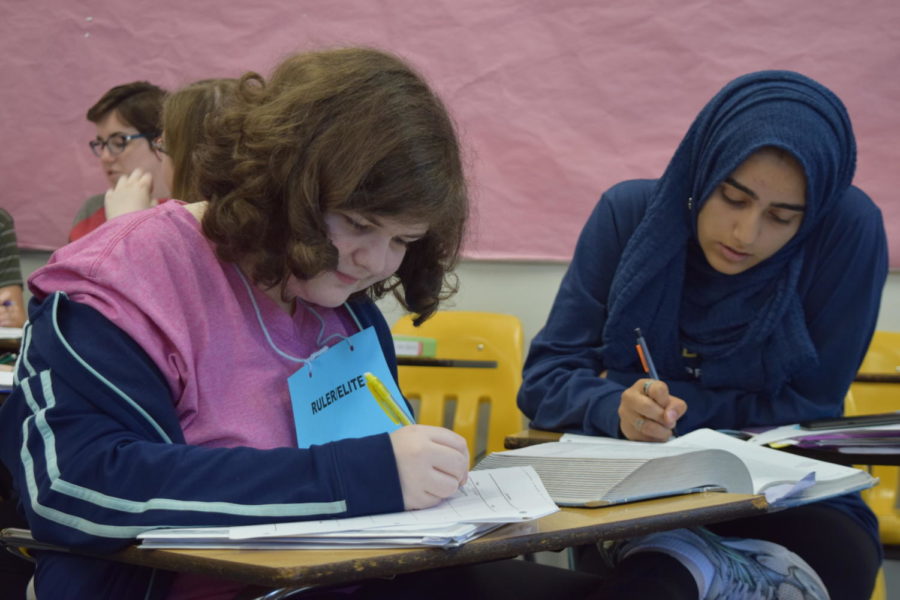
[858,331,900,374]
[391,311,525,465]
[851,330,900,415]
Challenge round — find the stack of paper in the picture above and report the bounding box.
[0,327,22,339]
[747,422,900,454]
[138,465,557,550]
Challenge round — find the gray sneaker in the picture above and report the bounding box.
[601,527,829,599]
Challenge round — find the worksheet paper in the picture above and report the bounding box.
[137,466,556,549]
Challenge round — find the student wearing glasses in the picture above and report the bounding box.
[0,208,28,598]
[70,81,169,242]
[101,78,238,216]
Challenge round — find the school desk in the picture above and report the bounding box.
[0,492,767,590]
[396,356,498,368]
[854,373,900,383]
[504,428,563,449]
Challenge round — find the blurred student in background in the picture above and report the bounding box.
[0,208,25,328]
[70,81,169,241]
[103,78,238,212]
[0,206,28,599]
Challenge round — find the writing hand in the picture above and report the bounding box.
[389,425,470,510]
[619,378,687,442]
[105,168,154,220]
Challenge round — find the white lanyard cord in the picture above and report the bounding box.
[296,299,348,348]
[233,265,359,362]
[234,265,307,363]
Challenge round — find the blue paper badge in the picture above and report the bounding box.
[288,326,414,449]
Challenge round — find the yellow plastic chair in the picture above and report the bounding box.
[843,331,900,600]
[846,332,900,544]
[391,311,526,466]
[871,568,887,600]
[842,390,889,600]
[857,331,900,377]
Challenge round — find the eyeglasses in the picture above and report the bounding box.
[88,132,151,157]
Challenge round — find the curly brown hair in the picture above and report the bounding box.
[196,48,468,323]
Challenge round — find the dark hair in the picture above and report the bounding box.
[162,78,238,201]
[87,81,167,138]
[196,48,468,322]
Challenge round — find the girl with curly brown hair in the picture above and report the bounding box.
[2,48,606,599]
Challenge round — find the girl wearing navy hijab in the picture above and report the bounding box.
[520,71,886,599]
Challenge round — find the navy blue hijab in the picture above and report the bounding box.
[602,70,856,392]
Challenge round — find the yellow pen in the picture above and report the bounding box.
[364,372,413,426]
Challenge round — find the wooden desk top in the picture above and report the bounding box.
[0,338,20,353]
[505,428,562,449]
[11,493,764,588]
[854,372,900,383]
[396,356,498,368]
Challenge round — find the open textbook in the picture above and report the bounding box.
[137,465,557,549]
[474,428,876,508]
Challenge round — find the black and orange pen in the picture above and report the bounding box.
[634,328,659,380]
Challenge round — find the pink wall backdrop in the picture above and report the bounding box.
[1,0,898,266]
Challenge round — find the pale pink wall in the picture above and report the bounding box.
[1,0,897,266]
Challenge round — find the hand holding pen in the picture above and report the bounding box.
[365,371,469,509]
[620,329,686,442]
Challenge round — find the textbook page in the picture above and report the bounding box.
[667,429,875,505]
[557,428,875,505]
[475,438,752,506]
